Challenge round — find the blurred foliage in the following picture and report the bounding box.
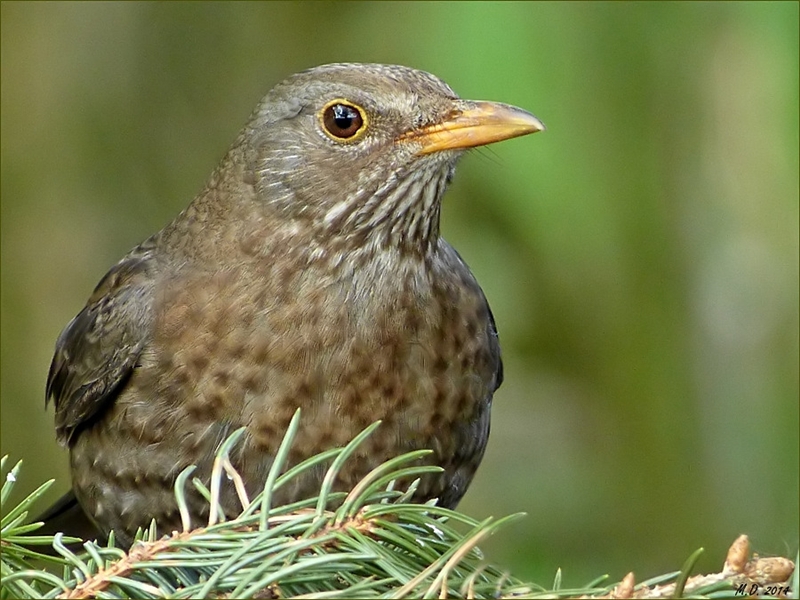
[1,0,797,587]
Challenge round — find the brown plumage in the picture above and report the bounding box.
[43,63,543,545]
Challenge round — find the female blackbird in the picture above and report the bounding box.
[43,63,543,545]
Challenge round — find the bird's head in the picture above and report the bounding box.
[235,63,543,256]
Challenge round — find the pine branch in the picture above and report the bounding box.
[1,412,795,599]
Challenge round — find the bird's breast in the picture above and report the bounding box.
[75,243,497,519]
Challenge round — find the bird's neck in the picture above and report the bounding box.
[310,162,450,259]
[162,153,450,266]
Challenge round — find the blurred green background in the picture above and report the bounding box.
[2,1,797,586]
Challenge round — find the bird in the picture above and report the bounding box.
[40,62,544,546]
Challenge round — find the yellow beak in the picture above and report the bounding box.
[401,101,544,155]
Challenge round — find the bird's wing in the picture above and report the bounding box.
[486,301,504,391]
[438,238,504,393]
[46,250,157,446]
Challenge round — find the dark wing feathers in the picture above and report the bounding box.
[46,253,156,446]
[486,302,503,391]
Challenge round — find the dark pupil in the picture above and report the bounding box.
[325,104,362,138]
[333,105,355,128]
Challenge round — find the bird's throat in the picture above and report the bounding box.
[318,161,451,259]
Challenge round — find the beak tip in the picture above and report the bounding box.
[522,112,545,134]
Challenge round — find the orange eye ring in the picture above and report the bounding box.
[319,99,368,142]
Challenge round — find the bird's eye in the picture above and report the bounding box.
[320,100,367,141]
